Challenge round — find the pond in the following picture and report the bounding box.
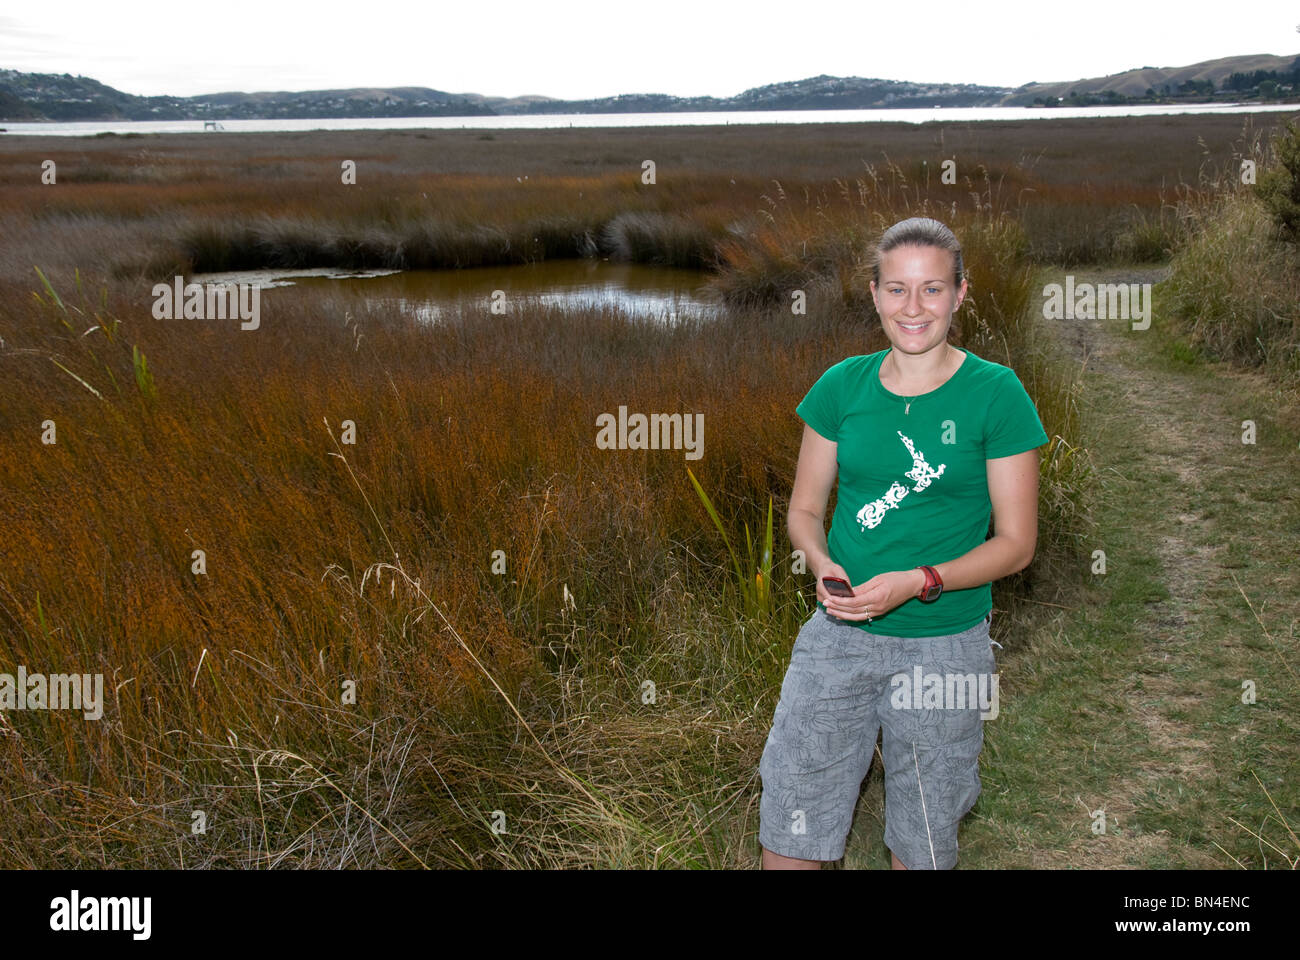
[191,260,721,324]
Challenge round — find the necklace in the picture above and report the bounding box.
[888,346,957,415]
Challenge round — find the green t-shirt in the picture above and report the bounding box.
[796,347,1050,637]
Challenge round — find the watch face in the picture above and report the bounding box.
[923,585,942,602]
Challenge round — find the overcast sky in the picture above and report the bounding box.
[2,1,1298,99]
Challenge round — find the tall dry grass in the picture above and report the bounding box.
[1159,119,1300,391]
[2,112,1289,288]
[6,113,1278,866]
[0,198,1089,869]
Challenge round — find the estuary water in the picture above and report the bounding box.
[3,102,1296,136]
[191,260,719,324]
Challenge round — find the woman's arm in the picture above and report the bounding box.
[787,424,840,581]
[925,448,1040,593]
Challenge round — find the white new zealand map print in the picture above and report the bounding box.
[855,431,946,531]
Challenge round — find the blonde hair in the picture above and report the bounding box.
[866,217,964,288]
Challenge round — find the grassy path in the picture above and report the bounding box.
[834,264,1299,869]
[998,264,1297,868]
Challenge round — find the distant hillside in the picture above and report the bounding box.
[1,52,1296,123]
[0,70,496,120]
[1003,52,1300,105]
[506,75,1006,114]
[0,69,1009,121]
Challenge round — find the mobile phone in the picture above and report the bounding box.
[821,576,855,598]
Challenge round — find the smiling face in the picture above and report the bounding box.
[869,244,967,357]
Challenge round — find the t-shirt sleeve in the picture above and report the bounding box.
[796,361,844,441]
[984,368,1050,458]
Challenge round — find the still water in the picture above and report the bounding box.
[192,260,720,324]
[5,103,1297,136]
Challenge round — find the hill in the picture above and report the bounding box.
[2,53,1296,122]
[1003,52,1300,105]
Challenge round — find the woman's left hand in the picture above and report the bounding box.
[822,569,922,622]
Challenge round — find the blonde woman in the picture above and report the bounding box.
[759,217,1048,870]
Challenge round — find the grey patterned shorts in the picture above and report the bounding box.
[759,607,997,868]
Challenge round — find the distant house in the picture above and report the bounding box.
[203,120,224,131]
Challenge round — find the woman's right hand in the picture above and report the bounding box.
[814,561,853,609]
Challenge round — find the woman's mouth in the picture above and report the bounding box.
[897,320,931,333]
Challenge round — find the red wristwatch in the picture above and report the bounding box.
[916,565,943,602]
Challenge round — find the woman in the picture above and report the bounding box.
[758,217,1049,870]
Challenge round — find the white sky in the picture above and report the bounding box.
[2,1,1298,100]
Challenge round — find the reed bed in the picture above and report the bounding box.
[1,112,1291,867]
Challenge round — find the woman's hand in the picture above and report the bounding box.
[822,569,922,622]
[814,561,853,610]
